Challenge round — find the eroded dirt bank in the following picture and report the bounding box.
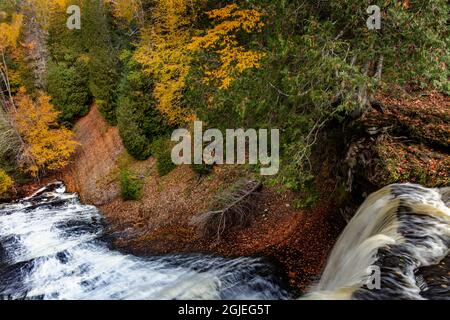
[59,106,125,205]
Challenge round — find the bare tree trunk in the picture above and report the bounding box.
[0,49,16,111]
[0,49,30,172]
[375,55,384,80]
[20,2,49,89]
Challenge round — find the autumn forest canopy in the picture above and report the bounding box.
[0,0,448,199]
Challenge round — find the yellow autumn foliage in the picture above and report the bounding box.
[134,0,197,125]
[108,0,141,22]
[0,13,23,50]
[0,169,13,198]
[188,4,265,89]
[13,89,79,176]
[24,0,66,30]
[44,0,70,8]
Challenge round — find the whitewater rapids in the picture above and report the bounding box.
[0,182,287,300]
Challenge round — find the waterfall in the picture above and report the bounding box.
[307,184,450,300]
[0,182,288,300]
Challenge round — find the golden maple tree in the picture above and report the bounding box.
[0,13,23,50]
[134,0,197,125]
[188,4,266,89]
[13,88,79,176]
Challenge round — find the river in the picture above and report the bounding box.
[0,182,288,300]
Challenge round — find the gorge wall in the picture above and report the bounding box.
[60,105,124,205]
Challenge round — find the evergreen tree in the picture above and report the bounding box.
[46,0,91,125]
[82,0,120,124]
[116,51,171,160]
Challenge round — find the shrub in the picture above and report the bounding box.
[119,168,142,200]
[151,138,176,177]
[192,163,214,176]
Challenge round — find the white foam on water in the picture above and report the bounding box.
[0,186,287,300]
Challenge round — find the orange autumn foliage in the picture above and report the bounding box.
[188,4,265,89]
[13,89,79,176]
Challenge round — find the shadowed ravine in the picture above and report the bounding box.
[0,183,449,300]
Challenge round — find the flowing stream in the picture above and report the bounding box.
[1,182,449,300]
[0,182,287,300]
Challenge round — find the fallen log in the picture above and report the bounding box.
[190,179,262,241]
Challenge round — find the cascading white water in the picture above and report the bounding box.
[307,184,450,300]
[0,182,288,300]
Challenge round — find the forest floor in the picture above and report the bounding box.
[105,164,346,293]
